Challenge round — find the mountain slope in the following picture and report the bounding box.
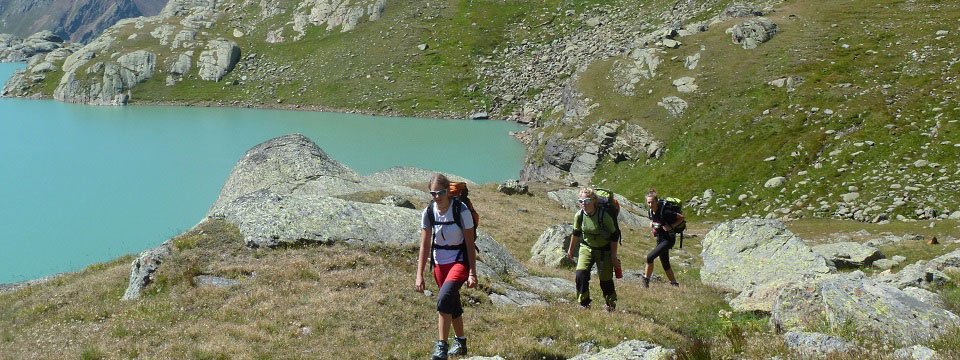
[0,0,168,43]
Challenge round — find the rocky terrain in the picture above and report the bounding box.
[0,0,167,43]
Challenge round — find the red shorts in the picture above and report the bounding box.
[433,262,468,286]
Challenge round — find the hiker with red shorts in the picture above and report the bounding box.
[415,173,477,360]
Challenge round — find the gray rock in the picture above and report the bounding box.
[546,188,651,229]
[193,275,241,287]
[116,50,156,86]
[462,357,506,360]
[893,345,940,360]
[515,276,575,296]
[902,287,945,308]
[657,96,687,117]
[469,112,489,120]
[685,53,700,70]
[568,340,674,360]
[365,167,473,187]
[0,30,65,62]
[783,331,854,357]
[207,135,526,279]
[169,52,193,76]
[700,219,833,292]
[530,224,576,268]
[873,258,897,270]
[198,39,241,81]
[765,176,787,188]
[841,192,860,203]
[379,195,415,209]
[488,283,546,307]
[497,179,528,195]
[661,38,681,49]
[772,271,960,344]
[729,279,793,313]
[727,18,778,49]
[811,242,883,268]
[122,240,173,300]
[724,3,764,18]
[874,249,960,289]
[672,76,697,93]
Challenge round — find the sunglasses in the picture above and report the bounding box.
[577,198,594,205]
[429,189,449,197]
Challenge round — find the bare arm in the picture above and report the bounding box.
[415,228,431,292]
[465,228,478,288]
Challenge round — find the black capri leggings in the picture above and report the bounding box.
[646,234,675,270]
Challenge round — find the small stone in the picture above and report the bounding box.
[417,43,428,51]
[765,177,787,188]
[764,156,777,162]
[913,160,929,168]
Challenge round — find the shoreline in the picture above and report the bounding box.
[0,274,63,294]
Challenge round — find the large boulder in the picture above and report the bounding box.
[700,219,833,292]
[530,224,576,268]
[122,240,173,300]
[727,18,778,49]
[364,167,473,187]
[811,242,884,268]
[206,134,526,279]
[771,271,960,345]
[198,38,240,81]
[568,340,674,360]
[546,188,651,229]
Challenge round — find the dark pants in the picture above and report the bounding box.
[575,246,616,307]
[646,232,675,271]
[437,281,465,318]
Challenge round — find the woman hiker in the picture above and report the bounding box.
[642,188,684,288]
[566,187,620,311]
[415,173,478,360]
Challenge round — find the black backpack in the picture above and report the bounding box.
[651,197,687,247]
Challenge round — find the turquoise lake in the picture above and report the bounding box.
[0,63,525,284]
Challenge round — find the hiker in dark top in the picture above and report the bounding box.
[643,189,683,288]
[566,187,620,311]
[415,173,477,360]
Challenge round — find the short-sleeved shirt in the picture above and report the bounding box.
[421,200,475,265]
[574,209,616,249]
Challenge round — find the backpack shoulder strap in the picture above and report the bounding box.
[425,200,436,227]
[575,209,584,230]
[452,199,464,230]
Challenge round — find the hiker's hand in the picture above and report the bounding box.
[415,275,425,293]
[467,274,477,288]
[663,224,672,232]
[567,249,575,260]
[613,256,621,268]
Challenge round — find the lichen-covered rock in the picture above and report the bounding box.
[902,287,945,308]
[515,276,575,296]
[206,134,526,280]
[193,275,241,287]
[292,0,388,40]
[657,96,687,117]
[727,17,778,49]
[771,271,960,345]
[530,224,576,268]
[122,240,173,300]
[198,38,240,81]
[874,249,960,289]
[811,242,884,268]
[701,219,833,292]
[893,345,941,360]
[568,340,674,360]
[364,167,473,187]
[783,331,855,357]
[488,283,546,307]
[729,279,792,313]
[497,179,528,195]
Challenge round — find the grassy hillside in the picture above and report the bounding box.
[578,0,960,221]
[1,184,959,359]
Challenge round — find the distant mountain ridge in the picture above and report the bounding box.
[0,0,168,43]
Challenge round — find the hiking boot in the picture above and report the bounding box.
[670,281,680,287]
[578,303,591,310]
[603,302,616,312]
[431,340,448,360]
[448,336,467,356]
[642,276,650,288]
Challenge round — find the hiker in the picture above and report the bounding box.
[643,188,684,287]
[415,173,478,360]
[566,187,620,311]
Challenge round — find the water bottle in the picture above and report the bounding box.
[615,264,623,279]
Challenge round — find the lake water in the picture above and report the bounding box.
[0,63,525,284]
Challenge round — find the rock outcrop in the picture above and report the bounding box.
[122,240,173,300]
[496,179,528,195]
[727,18,778,49]
[811,242,884,268]
[700,219,833,292]
[0,0,167,43]
[0,31,65,62]
[771,271,960,345]
[873,249,960,289]
[529,224,576,268]
[783,331,855,358]
[197,39,240,81]
[568,340,674,360]
[522,120,663,185]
